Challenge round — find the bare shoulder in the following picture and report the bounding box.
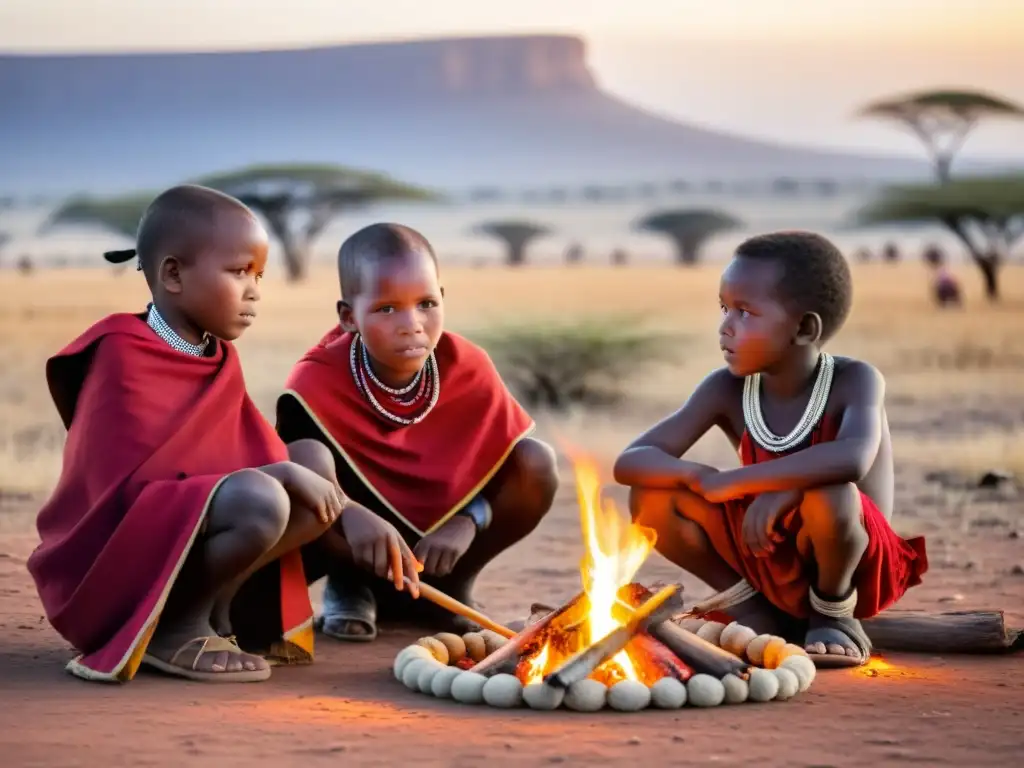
[831,356,885,405]
[694,366,743,406]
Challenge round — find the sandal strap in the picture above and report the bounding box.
[168,635,246,671]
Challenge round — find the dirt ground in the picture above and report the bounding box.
[1,264,1023,766]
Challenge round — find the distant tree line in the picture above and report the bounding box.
[15,87,1023,300]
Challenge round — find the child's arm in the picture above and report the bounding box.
[613,369,730,490]
[701,361,884,501]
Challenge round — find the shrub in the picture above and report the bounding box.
[474,317,688,410]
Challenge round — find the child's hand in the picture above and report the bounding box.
[272,462,346,525]
[414,515,477,578]
[741,491,799,557]
[679,466,720,495]
[342,505,421,597]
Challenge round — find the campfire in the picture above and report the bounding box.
[392,454,819,711]
[514,455,690,688]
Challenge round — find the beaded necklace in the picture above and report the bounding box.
[146,303,210,357]
[742,353,834,453]
[350,334,440,426]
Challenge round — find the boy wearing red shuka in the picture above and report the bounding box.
[277,223,558,640]
[28,186,408,683]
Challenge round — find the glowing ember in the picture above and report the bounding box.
[518,453,659,686]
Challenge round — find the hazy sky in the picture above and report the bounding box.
[3,0,1022,157]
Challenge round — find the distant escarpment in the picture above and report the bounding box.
[0,35,923,194]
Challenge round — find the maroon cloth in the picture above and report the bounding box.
[26,313,310,681]
[279,328,535,534]
[705,417,928,619]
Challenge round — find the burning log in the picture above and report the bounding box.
[628,633,693,682]
[544,585,679,689]
[622,583,752,679]
[471,591,587,677]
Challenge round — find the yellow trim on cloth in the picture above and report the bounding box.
[281,389,535,536]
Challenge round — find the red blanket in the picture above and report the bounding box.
[705,417,928,619]
[26,314,312,683]
[279,328,535,534]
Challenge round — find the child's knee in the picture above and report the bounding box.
[288,438,335,481]
[510,438,559,498]
[802,483,864,538]
[217,469,290,547]
[628,487,674,524]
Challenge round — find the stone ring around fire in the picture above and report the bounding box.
[393,619,817,712]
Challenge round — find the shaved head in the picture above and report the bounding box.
[337,223,438,300]
[105,184,256,286]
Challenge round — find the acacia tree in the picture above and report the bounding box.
[858,89,1024,182]
[43,164,440,281]
[196,164,439,280]
[475,221,551,266]
[858,174,1024,300]
[635,209,741,265]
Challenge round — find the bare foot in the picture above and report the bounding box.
[804,614,871,666]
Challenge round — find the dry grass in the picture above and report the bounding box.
[1,262,1023,494]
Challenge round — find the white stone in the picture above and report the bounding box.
[482,674,524,708]
[417,660,444,693]
[401,659,431,691]
[607,680,651,712]
[780,655,817,692]
[720,624,758,658]
[686,674,726,707]
[394,645,432,681]
[695,621,727,646]
[564,679,607,712]
[745,634,773,666]
[747,667,780,702]
[649,678,687,709]
[721,674,749,704]
[450,672,488,704]
[772,667,800,701]
[430,666,463,699]
[523,683,566,710]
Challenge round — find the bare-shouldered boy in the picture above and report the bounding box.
[614,231,928,668]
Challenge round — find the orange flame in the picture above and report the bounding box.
[520,452,657,685]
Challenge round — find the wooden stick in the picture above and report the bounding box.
[619,583,751,679]
[406,579,515,638]
[648,622,752,679]
[544,585,679,689]
[862,610,1023,654]
[470,591,587,676]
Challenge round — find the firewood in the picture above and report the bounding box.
[470,591,586,677]
[544,585,679,689]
